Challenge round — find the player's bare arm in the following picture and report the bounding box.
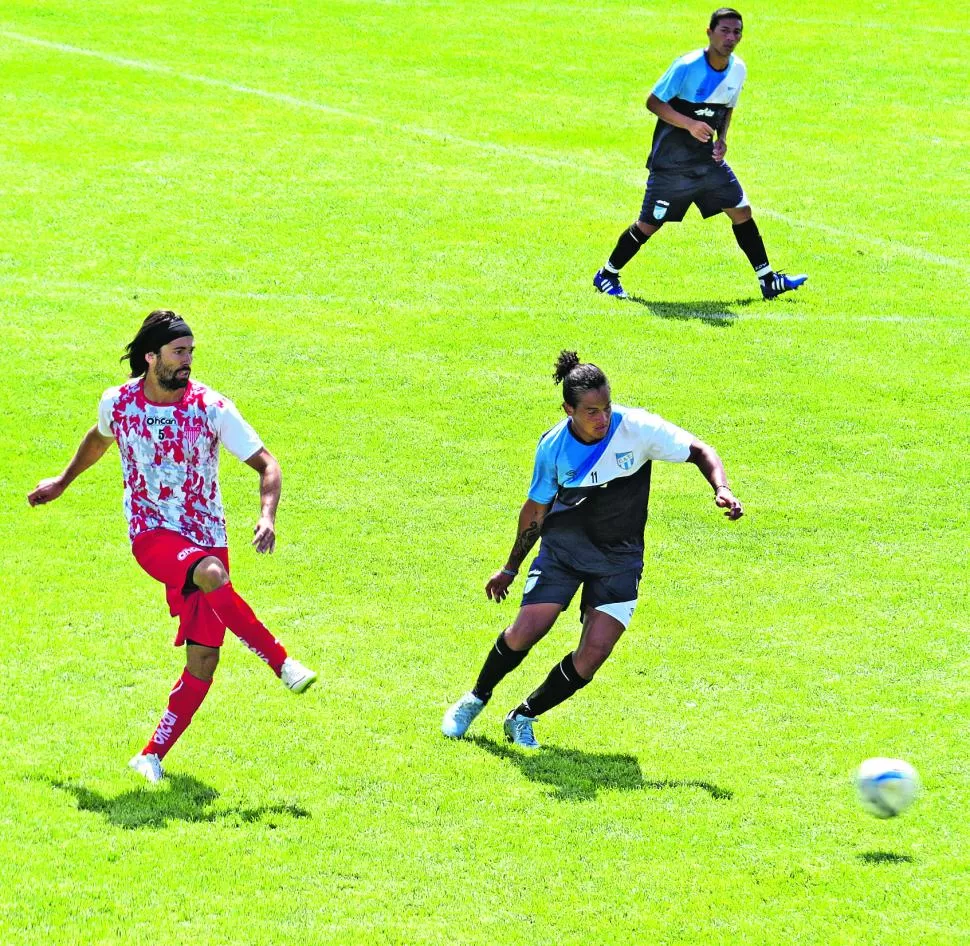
[485,498,552,602]
[687,441,743,520]
[647,94,715,143]
[713,107,733,162]
[244,447,282,554]
[27,425,114,506]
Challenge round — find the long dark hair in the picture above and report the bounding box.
[121,310,187,377]
[553,351,608,407]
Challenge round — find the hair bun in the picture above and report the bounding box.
[553,350,581,384]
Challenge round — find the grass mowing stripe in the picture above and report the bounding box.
[3,28,968,276]
[1,3,967,942]
[761,15,970,35]
[0,276,961,325]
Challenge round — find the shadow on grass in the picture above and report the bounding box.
[470,736,732,802]
[643,777,733,800]
[627,296,756,325]
[858,851,915,865]
[44,774,310,830]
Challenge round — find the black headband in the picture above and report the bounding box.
[146,319,193,352]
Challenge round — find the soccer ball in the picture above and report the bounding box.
[855,757,920,818]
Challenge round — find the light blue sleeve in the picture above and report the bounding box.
[652,59,688,102]
[527,434,560,504]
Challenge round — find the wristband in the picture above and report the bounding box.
[714,484,731,493]
[501,568,518,578]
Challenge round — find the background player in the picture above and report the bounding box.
[593,8,807,300]
[28,310,316,783]
[442,351,743,749]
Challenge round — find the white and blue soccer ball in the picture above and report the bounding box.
[855,757,920,818]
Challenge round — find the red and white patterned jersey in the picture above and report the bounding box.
[97,378,263,546]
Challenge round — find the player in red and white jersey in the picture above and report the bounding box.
[28,310,317,783]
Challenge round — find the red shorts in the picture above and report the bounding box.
[132,528,231,648]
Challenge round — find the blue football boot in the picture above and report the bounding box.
[760,271,808,299]
[504,711,540,750]
[593,268,629,299]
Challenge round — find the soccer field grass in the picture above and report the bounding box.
[2,1,968,943]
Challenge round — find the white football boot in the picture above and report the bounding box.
[442,692,485,738]
[281,657,318,693]
[128,752,164,783]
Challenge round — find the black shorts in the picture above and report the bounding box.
[520,548,642,629]
[639,161,746,224]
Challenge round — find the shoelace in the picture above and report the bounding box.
[511,717,538,746]
[455,703,478,724]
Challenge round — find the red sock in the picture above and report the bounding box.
[142,669,211,760]
[205,581,287,675]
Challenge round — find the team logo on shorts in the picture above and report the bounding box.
[524,569,541,594]
[615,451,635,470]
[652,201,668,221]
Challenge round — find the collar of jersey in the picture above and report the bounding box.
[138,376,192,408]
[703,49,732,73]
[564,412,622,485]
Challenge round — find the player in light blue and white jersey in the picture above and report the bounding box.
[593,8,807,301]
[443,351,743,749]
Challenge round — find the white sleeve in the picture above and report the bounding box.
[216,398,264,461]
[729,61,746,108]
[97,390,116,437]
[631,410,694,462]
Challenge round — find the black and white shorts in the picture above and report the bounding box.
[520,548,642,629]
[639,161,747,224]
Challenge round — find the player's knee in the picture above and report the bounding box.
[575,642,614,678]
[634,220,660,237]
[192,556,230,593]
[187,645,220,681]
[506,613,554,650]
[504,624,537,652]
[726,205,752,224]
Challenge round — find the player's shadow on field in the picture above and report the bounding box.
[628,296,755,325]
[858,850,915,865]
[46,775,310,830]
[471,736,732,803]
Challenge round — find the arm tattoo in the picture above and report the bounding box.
[508,518,541,570]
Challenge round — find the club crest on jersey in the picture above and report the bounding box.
[615,451,635,470]
[184,425,204,448]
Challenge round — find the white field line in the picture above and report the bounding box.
[3,29,969,276]
[0,276,957,324]
[761,15,970,36]
[0,277,343,303]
